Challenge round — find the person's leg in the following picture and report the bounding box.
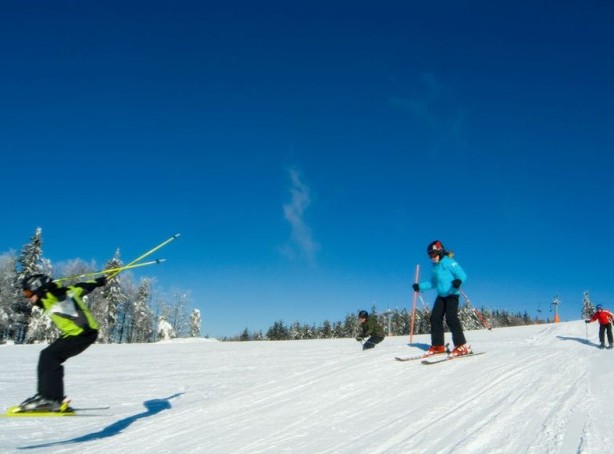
[430,296,446,346]
[38,331,98,401]
[444,295,467,347]
[599,325,606,346]
[362,336,384,350]
[606,324,613,346]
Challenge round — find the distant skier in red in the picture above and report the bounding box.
[585,304,614,349]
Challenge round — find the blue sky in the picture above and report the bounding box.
[2,1,613,337]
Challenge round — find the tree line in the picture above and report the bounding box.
[0,228,200,344]
[224,304,553,341]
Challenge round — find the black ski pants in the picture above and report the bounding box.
[430,294,467,347]
[362,335,384,350]
[598,323,613,346]
[38,330,98,401]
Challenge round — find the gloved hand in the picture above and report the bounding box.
[412,283,420,292]
[95,276,108,287]
[356,337,364,342]
[452,279,462,289]
[585,320,590,324]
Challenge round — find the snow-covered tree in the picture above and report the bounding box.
[158,316,175,341]
[289,321,303,340]
[16,228,52,343]
[24,306,56,343]
[93,250,126,343]
[131,279,154,343]
[167,290,190,338]
[189,309,201,337]
[0,252,17,341]
[459,304,482,331]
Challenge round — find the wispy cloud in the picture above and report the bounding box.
[281,168,319,263]
[389,72,466,149]
[390,72,441,128]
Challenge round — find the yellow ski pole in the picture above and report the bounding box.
[54,259,166,283]
[107,233,180,279]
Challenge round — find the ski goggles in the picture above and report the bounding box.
[22,289,35,298]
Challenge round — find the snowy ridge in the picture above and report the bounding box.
[0,320,611,453]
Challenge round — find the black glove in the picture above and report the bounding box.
[412,283,420,292]
[356,337,363,342]
[452,279,462,289]
[585,320,590,324]
[95,276,108,287]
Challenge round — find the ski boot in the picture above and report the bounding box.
[422,345,447,357]
[449,344,472,358]
[19,394,62,412]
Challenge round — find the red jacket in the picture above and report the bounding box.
[589,309,614,325]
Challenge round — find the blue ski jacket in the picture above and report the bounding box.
[418,255,467,297]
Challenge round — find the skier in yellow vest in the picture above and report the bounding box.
[18,273,107,412]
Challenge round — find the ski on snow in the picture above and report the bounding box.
[3,404,110,418]
[4,405,77,417]
[421,351,486,365]
[395,352,448,362]
[395,344,450,362]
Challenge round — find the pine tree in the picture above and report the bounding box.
[581,291,594,319]
[267,320,289,340]
[95,250,126,343]
[16,228,52,343]
[343,313,358,338]
[132,279,154,343]
[239,328,250,341]
[321,320,332,338]
[0,252,18,342]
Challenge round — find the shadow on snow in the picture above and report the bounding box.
[19,393,184,450]
[556,335,602,348]
[407,342,430,351]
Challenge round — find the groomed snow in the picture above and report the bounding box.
[1,320,612,453]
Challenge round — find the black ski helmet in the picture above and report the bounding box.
[427,240,445,258]
[22,274,52,294]
[358,310,369,319]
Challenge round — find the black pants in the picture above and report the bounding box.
[598,323,613,346]
[430,294,466,347]
[38,330,98,401]
[362,336,384,350]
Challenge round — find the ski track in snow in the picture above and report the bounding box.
[1,321,612,454]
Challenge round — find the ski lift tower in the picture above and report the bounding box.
[552,296,561,323]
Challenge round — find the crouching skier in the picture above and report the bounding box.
[18,273,107,412]
[356,310,385,350]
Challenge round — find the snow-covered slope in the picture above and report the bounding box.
[1,320,612,453]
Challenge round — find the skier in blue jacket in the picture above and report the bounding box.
[413,240,471,358]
